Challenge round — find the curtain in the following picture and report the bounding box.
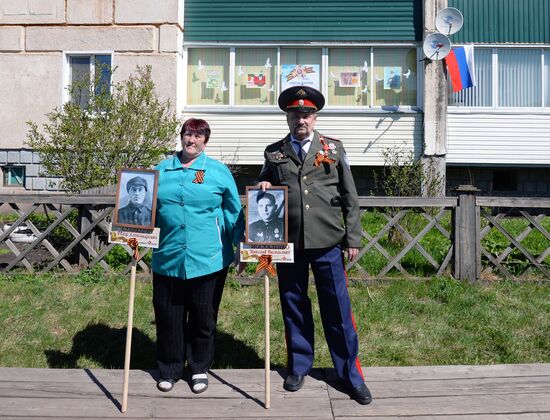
[498,48,541,107]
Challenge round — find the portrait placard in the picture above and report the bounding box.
[240,243,294,263]
[245,186,288,245]
[113,168,159,230]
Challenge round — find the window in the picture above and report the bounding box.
[450,48,549,108]
[3,166,25,187]
[280,48,322,91]
[235,48,277,106]
[498,49,541,107]
[492,170,517,192]
[65,53,112,109]
[544,50,550,108]
[372,48,417,108]
[328,48,370,107]
[187,48,230,105]
[185,46,419,109]
[449,48,492,107]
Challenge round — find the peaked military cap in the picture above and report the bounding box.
[126,176,148,191]
[257,191,276,204]
[278,86,325,112]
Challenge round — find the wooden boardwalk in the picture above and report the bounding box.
[0,364,549,419]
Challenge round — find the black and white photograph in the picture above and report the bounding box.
[113,168,159,230]
[245,186,288,245]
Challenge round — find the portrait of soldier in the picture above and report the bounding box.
[117,175,152,226]
[248,191,285,243]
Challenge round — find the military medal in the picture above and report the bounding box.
[270,150,286,160]
[314,138,337,167]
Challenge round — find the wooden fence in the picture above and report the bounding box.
[1,187,549,280]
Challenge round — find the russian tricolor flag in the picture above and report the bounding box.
[445,46,476,92]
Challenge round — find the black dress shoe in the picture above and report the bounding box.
[349,383,372,405]
[283,374,305,392]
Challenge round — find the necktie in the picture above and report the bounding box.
[299,145,306,162]
[295,141,306,162]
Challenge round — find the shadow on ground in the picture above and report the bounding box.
[45,323,268,369]
[45,323,155,369]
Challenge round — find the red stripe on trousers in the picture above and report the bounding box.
[343,252,365,381]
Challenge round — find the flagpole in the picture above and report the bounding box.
[264,272,271,409]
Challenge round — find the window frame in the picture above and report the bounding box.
[183,43,422,113]
[62,51,114,106]
[2,166,26,188]
[448,45,550,113]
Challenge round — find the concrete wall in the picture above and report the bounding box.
[0,0,184,191]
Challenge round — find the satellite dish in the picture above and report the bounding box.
[435,7,464,35]
[422,33,451,61]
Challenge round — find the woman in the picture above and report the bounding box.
[152,118,244,394]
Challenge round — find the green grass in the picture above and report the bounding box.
[356,210,550,278]
[1,273,548,370]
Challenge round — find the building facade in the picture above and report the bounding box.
[0,0,184,192]
[446,0,550,195]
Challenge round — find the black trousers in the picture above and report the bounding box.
[152,268,228,380]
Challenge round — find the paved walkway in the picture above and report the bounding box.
[0,364,549,419]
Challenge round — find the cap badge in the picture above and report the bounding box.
[296,89,307,97]
[298,99,304,106]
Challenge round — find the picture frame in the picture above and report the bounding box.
[113,168,159,230]
[245,186,288,245]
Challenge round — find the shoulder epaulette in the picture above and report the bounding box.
[319,135,341,142]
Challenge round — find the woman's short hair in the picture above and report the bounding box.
[180,118,211,143]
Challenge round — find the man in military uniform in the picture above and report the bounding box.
[256,86,371,405]
[117,175,152,226]
[248,191,285,243]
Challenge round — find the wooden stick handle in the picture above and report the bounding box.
[121,258,137,413]
[264,273,270,409]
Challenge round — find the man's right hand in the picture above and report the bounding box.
[258,181,272,191]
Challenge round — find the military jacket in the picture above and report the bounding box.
[248,218,285,243]
[258,131,361,249]
[117,204,152,226]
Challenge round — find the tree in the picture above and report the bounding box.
[27,65,179,193]
[373,144,444,245]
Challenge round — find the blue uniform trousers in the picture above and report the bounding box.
[276,244,365,388]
